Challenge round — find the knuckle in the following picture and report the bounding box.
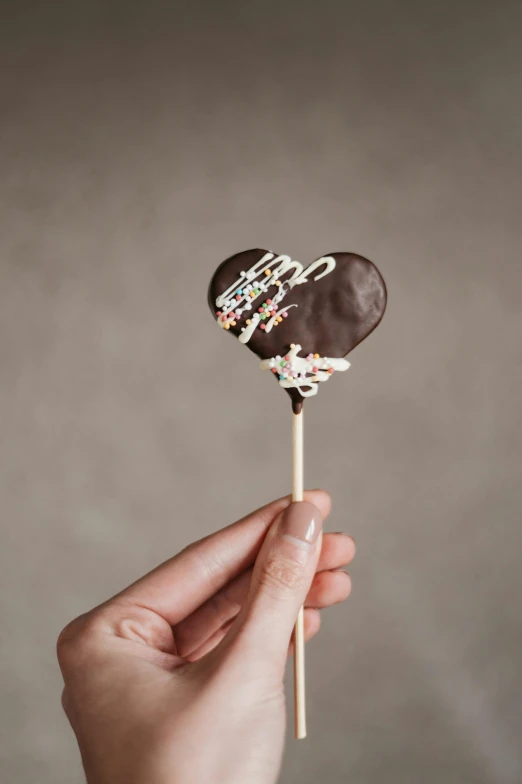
[56,612,97,667]
[260,553,307,595]
[56,615,84,652]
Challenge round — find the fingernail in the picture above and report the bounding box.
[280,502,322,545]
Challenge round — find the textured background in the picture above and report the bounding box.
[1,1,521,782]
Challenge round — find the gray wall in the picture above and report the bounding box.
[1,1,521,782]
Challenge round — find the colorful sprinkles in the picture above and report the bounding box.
[268,346,336,381]
[215,251,337,347]
[215,255,291,335]
[260,344,350,399]
[214,252,349,400]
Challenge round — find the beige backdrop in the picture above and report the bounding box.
[1,1,521,782]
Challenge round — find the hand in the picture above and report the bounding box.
[57,491,355,784]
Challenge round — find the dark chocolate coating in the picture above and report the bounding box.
[208,250,387,412]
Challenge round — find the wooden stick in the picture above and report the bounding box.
[292,410,306,739]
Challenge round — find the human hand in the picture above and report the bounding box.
[57,491,355,784]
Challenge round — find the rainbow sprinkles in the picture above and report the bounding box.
[260,343,349,398]
[214,251,350,396]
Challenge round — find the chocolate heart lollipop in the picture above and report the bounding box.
[208,247,387,739]
[208,249,387,411]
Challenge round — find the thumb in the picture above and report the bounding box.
[225,501,323,672]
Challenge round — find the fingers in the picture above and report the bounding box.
[306,569,352,609]
[186,608,323,662]
[177,568,351,657]
[318,532,355,570]
[220,501,323,675]
[174,533,354,657]
[115,490,331,626]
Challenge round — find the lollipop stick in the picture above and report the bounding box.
[292,409,306,739]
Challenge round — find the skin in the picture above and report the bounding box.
[57,490,355,784]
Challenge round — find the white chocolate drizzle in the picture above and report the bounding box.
[214,251,336,343]
[260,344,350,398]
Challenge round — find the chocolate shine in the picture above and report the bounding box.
[208,249,387,412]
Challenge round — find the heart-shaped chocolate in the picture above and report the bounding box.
[208,249,387,412]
